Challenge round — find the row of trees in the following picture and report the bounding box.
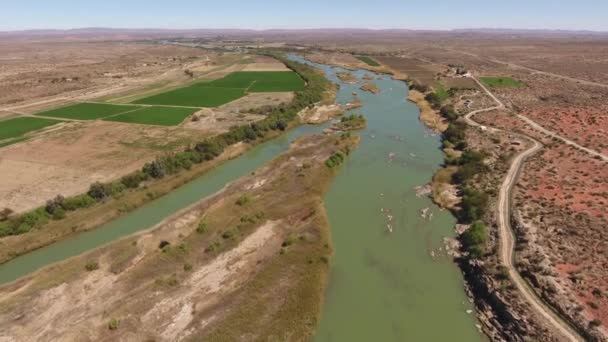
[0,54,331,239]
[423,83,490,259]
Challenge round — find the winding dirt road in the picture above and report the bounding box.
[465,76,585,342]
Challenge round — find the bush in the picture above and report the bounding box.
[444,122,467,150]
[85,260,99,271]
[460,188,489,223]
[45,195,65,215]
[325,152,345,168]
[424,92,442,109]
[235,195,251,206]
[440,105,458,121]
[0,208,13,221]
[120,171,149,189]
[196,221,208,234]
[108,318,120,330]
[62,194,96,211]
[52,208,66,220]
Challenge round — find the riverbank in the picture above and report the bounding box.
[0,132,360,340]
[409,79,568,341]
[407,89,449,132]
[0,55,336,266]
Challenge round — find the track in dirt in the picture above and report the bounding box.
[465,76,585,342]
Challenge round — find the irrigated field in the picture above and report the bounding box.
[36,103,140,120]
[356,56,380,67]
[0,117,60,140]
[479,76,523,88]
[105,106,199,126]
[208,71,305,92]
[134,71,304,107]
[133,85,245,108]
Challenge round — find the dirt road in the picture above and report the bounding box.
[516,114,608,162]
[465,76,585,342]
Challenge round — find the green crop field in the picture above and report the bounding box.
[104,106,199,126]
[0,117,60,141]
[480,77,523,88]
[133,71,304,108]
[36,103,140,120]
[133,86,246,108]
[356,56,380,67]
[208,71,305,92]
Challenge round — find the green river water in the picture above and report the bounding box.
[0,55,482,341]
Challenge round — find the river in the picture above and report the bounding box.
[0,55,482,341]
[289,55,482,341]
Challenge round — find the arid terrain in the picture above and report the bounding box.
[0,28,607,341]
[0,132,359,341]
[0,41,300,214]
[288,30,608,340]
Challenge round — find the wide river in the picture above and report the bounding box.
[0,55,482,341]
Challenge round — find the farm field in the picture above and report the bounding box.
[0,117,60,140]
[133,85,245,107]
[206,71,304,91]
[480,76,523,88]
[134,71,303,107]
[105,106,199,126]
[356,56,380,66]
[36,103,140,120]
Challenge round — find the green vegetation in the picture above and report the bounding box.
[209,71,305,92]
[36,103,139,120]
[134,71,304,108]
[434,84,450,102]
[235,194,251,206]
[0,117,60,141]
[325,152,345,168]
[84,260,99,272]
[133,86,246,108]
[480,76,522,88]
[443,121,467,150]
[0,54,331,240]
[108,318,120,330]
[452,150,488,183]
[104,106,198,126]
[335,114,367,131]
[196,221,208,234]
[461,221,487,258]
[425,84,454,109]
[356,56,380,67]
[459,187,489,223]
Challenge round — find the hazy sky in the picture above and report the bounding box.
[2,0,608,31]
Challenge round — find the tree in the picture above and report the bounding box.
[461,221,487,259]
[88,182,107,201]
[184,69,194,78]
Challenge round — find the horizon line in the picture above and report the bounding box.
[2,27,608,34]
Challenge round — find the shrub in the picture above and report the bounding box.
[235,195,250,206]
[461,221,487,258]
[120,171,149,189]
[45,195,65,215]
[0,208,13,221]
[62,194,96,211]
[196,221,208,234]
[87,182,107,201]
[325,152,345,168]
[52,208,66,220]
[108,318,120,330]
[460,188,489,223]
[85,260,99,271]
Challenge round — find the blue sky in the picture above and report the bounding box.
[2,0,607,31]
